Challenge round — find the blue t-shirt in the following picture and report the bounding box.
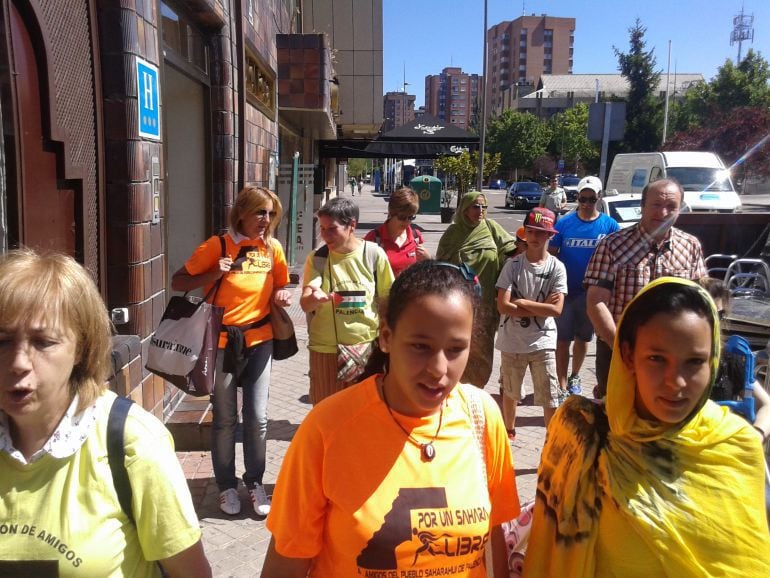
[550,212,620,295]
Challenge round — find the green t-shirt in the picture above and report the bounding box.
[0,391,201,577]
[304,241,394,353]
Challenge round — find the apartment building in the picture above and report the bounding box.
[383,91,416,132]
[424,67,481,130]
[487,14,575,117]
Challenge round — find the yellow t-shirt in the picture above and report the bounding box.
[184,232,290,348]
[0,391,201,577]
[303,241,394,353]
[266,377,520,577]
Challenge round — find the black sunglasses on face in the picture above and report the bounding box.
[255,209,278,218]
[577,197,598,204]
[471,204,488,210]
[395,214,417,221]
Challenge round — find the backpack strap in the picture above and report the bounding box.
[107,396,136,523]
[362,240,380,291]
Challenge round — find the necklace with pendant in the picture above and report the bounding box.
[380,379,444,462]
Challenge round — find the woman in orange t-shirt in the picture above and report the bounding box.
[172,186,291,519]
[263,260,520,578]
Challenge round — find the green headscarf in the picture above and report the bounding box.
[436,191,515,306]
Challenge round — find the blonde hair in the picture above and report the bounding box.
[0,249,113,412]
[229,186,283,240]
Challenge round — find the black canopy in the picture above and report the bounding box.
[363,115,479,158]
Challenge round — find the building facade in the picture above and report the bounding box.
[383,91,415,132]
[487,14,575,117]
[424,67,481,130]
[0,0,380,429]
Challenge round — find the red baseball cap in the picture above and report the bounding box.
[524,207,556,233]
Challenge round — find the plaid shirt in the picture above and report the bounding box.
[583,224,706,321]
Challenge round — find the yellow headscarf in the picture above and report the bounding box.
[524,277,770,577]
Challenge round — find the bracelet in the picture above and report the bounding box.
[754,425,767,441]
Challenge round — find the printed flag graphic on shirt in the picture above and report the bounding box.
[335,290,367,309]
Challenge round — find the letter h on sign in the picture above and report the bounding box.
[136,58,161,140]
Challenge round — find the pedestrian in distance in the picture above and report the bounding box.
[358,179,364,195]
[172,186,292,517]
[349,176,357,195]
[548,176,620,399]
[495,207,567,439]
[523,278,770,577]
[436,191,517,388]
[262,260,520,578]
[364,186,431,277]
[584,178,706,399]
[0,249,211,577]
[539,175,567,215]
[300,197,394,405]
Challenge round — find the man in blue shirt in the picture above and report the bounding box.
[549,176,620,398]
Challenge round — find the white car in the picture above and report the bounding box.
[563,190,690,229]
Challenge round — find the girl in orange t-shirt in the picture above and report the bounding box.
[263,260,520,578]
[172,186,291,519]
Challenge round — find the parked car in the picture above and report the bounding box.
[506,181,544,209]
[488,178,508,190]
[559,174,581,201]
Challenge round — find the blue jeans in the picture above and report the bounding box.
[211,341,272,490]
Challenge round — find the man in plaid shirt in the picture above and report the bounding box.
[584,179,706,398]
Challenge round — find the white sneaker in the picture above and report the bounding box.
[218,488,241,515]
[249,483,271,516]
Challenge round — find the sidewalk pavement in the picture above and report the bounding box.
[175,184,600,576]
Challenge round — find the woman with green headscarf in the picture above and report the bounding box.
[523,277,770,577]
[436,191,516,387]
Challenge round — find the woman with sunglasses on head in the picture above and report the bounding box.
[523,278,770,577]
[172,186,291,518]
[437,191,517,387]
[263,260,520,578]
[364,186,431,277]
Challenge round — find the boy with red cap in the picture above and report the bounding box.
[495,208,567,439]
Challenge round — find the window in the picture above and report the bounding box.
[161,2,208,75]
[245,46,275,115]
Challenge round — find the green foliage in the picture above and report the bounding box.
[670,49,770,133]
[434,150,502,196]
[548,103,599,173]
[346,158,368,179]
[486,109,552,172]
[614,19,662,152]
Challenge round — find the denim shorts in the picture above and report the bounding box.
[500,350,559,408]
[556,292,594,342]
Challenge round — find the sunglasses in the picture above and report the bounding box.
[395,214,417,221]
[434,261,482,297]
[255,209,278,219]
[577,197,598,204]
[471,204,488,210]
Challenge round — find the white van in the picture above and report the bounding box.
[606,152,741,212]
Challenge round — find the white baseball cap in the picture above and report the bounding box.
[577,176,602,194]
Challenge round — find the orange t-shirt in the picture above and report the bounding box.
[183,232,290,348]
[266,377,520,577]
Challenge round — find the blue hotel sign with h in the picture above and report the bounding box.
[136,58,160,140]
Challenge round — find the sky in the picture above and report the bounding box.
[383,0,770,108]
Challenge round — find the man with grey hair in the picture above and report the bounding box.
[584,178,706,398]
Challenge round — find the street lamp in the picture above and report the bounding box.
[477,0,488,191]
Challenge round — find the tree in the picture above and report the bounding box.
[614,19,662,152]
[548,103,599,173]
[433,151,501,199]
[486,109,552,175]
[346,158,368,179]
[670,49,770,132]
[666,106,770,180]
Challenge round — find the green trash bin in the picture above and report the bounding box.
[411,175,442,215]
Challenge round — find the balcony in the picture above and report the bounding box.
[276,33,336,140]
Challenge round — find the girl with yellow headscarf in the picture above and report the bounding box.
[523,277,770,577]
